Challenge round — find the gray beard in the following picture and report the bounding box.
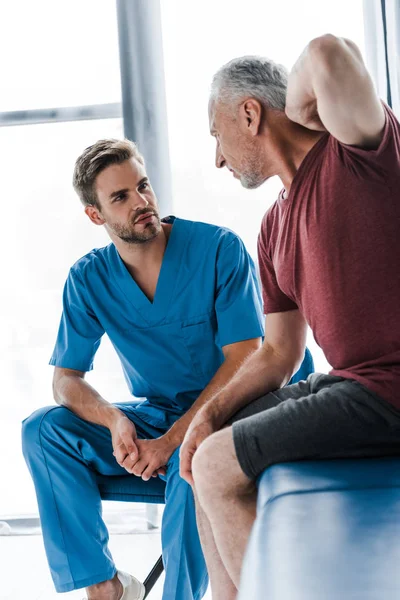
[240,170,265,189]
[240,151,266,189]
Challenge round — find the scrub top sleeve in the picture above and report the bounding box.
[49,268,104,372]
[215,235,264,348]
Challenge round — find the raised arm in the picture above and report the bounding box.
[285,34,385,149]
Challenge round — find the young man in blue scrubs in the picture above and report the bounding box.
[21,138,269,600]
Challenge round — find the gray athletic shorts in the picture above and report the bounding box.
[231,373,400,480]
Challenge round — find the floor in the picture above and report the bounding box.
[1,529,212,600]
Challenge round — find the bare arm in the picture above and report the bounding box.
[286,34,385,149]
[165,337,262,446]
[180,310,307,483]
[53,367,123,428]
[204,310,307,427]
[53,367,137,467]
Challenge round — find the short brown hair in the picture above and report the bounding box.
[73,138,145,209]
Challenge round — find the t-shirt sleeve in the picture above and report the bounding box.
[49,268,104,371]
[258,218,298,314]
[329,102,400,185]
[214,234,264,348]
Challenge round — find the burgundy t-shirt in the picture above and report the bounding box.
[258,103,400,409]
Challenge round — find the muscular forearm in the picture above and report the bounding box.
[166,345,257,445]
[53,373,123,429]
[204,344,294,427]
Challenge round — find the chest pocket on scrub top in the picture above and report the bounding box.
[181,317,218,380]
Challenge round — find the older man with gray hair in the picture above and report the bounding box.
[180,34,400,598]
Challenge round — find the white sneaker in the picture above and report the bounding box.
[117,570,146,600]
[82,571,145,600]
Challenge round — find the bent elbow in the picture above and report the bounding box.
[308,34,341,58]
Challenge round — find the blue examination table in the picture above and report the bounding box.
[238,457,400,599]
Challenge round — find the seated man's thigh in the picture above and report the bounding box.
[230,374,400,480]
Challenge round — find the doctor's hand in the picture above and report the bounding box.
[129,436,176,481]
[110,413,139,474]
[180,409,218,486]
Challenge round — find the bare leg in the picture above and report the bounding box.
[193,489,238,600]
[85,502,235,600]
[86,574,122,600]
[192,427,257,589]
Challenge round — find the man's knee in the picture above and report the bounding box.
[192,428,253,499]
[191,438,212,491]
[192,430,232,489]
[21,405,72,458]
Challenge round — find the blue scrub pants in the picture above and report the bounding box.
[21,404,208,600]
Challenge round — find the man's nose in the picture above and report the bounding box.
[215,145,226,169]
[132,194,149,210]
[215,142,226,169]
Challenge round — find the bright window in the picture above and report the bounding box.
[0,2,125,517]
[0,0,121,111]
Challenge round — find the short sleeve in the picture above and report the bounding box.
[329,102,400,185]
[49,268,104,371]
[215,234,264,348]
[258,226,298,315]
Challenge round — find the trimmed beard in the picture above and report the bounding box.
[109,213,162,244]
[239,142,266,189]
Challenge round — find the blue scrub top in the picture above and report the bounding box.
[50,217,264,427]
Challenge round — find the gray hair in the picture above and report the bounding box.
[73,138,145,209]
[210,56,288,111]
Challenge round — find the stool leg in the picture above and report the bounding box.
[146,504,160,530]
[143,556,164,598]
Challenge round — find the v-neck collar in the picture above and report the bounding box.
[109,216,192,325]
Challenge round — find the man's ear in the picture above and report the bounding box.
[85,205,106,226]
[240,98,263,136]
